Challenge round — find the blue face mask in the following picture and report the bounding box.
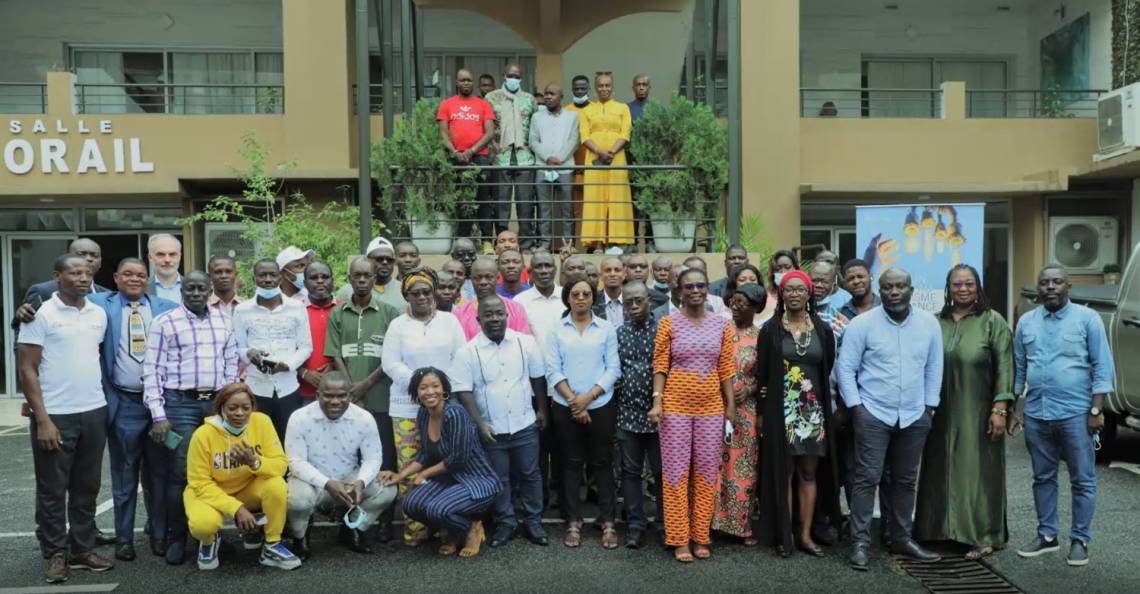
[255,286,281,300]
[504,78,521,93]
[291,274,305,290]
[774,272,786,286]
[220,419,246,436]
[654,281,668,291]
[343,506,369,530]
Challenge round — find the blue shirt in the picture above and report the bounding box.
[836,306,943,428]
[1013,302,1114,421]
[153,275,183,304]
[497,282,532,299]
[628,99,649,121]
[821,287,853,310]
[839,293,880,320]
[544,314,621,410]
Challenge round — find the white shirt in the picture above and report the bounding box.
[285,401,383,489]
[449,329,545,435]
[514,285,563,348]
[18,293,107,415]
[603,291,624,327]
[233,297,313,397]
[381,312,467,419]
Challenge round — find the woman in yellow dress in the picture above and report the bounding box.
[579,72,634,252]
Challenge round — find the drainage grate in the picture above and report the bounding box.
[899,558,1022,594]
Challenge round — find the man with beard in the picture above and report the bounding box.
[298,262,338,400]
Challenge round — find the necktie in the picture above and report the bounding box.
[128,302,146,363]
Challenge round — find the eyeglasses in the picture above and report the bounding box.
[782,286,809,296]
[951,282,977,290]
[628,263,648,269]
[683,282,708,290]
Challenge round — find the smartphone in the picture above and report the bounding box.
[259,359,279,373]
[163,429,183,450]
[25,294,43,311]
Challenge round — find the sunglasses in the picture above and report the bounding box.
[683,282,708,290]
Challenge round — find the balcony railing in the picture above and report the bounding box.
[0,82,47,114]
[381,164,720,252]
[801,88,943,118]
[966,89,1106,118]
[76,83,284,115]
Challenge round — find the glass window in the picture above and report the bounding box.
[84,208,182,230]
[75,50,166,114]
[0,209,75,231]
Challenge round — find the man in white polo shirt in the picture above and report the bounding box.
[18,254,114,583]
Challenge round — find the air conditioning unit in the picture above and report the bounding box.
[1047,217,1119,274]
[203,222,270,263]
[1096,83,1140,159]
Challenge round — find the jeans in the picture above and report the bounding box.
[552,401,617,523]
[149,390,214,543]
[485,423,544,532]
[255,389,302,442]
[494,151,537,247]
[535,172,575,248]
[30,406,107,558]
[106,387,154,545]
[849,404,932,547]
[618,428,662,530]
[457,153,494,240]
[1024,414,1097,544]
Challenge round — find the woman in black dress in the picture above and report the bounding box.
[754,270,842,558]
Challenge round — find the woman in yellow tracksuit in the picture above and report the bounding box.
[184,383,299,571]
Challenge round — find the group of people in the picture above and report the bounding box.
[438,66,654,254]
[16,229,1113,584]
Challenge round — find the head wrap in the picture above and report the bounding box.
[401,268,436,294]
[778,270,814,295]
[731,282,766,308]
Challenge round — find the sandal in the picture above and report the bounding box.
[693,544,711,559]
[743,537,759,547]
[458,521,484,558]
[965,546,994,560]
[437,532,457,556]
[674,545,694,563]
[601,526,619,550]
[563,523,582,548]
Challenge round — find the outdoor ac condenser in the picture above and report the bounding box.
[1047,217,1119,275]
[1095,83,1140,159]
[203,222,269,263]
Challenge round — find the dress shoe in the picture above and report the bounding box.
[44,552,68,583]
[94,529,116,547]
[489,527,514,548]
[69,550,114,572]
[165,538,186,565]
[290,534,312,561]
[798,541,826,558]
[523,526,549,546]
[890,540,941,562]
[624,528,644,549]
[149,537,167,557]
[374,519,394,544]
[114,543,136,561]
[339,526,372,554]
[849,544,870,571]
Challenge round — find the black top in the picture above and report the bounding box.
[616,317,658,433]
[423,436,443,467]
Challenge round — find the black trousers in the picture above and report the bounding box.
[456,153,494,240]
[255,389,303,442]
[31,406,108,558]
[618,428,662,530]
[551,400,617,524]
[849,405,932,547]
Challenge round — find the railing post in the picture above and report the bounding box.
[44,71,77,116]
[939,81,966,120]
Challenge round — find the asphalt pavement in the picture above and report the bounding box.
[0,424,1137,593]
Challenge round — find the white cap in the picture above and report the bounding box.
[365,236,394,255]
[275,245,315,269]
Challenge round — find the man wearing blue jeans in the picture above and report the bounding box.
[452,296,550,547]
[836,268,943,571]
[1013,265,1113,567]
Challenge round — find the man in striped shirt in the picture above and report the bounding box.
[141,270,239,566]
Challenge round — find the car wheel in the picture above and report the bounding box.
[1095,411,1118,465]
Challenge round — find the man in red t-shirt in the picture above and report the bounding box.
[297,262,339,399]
[437,68,496,248]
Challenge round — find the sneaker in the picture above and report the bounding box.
[197,534,220,570]
[44,553,68,583]
[1017,535,1060,558]
[259,541,302,570]
[243,527,264,550]
[1067,540,1089,566]
[68,550,113,572]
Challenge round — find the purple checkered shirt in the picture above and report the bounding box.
[143,305,239,421]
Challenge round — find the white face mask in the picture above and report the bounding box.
[572,93,588,105]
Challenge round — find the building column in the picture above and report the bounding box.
[282,0,353,170]
[1012,196,1046,298]
[535,52,564,90]
[740,0,800,251]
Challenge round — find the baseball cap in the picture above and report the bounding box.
[275,245,315,269]
[366,236,394,255]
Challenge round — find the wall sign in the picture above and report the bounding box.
[3,119,154,175]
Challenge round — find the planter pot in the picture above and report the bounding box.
[651,217,697,252]
[408,214,454,254]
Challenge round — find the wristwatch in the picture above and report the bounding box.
[1089,406,1102,417]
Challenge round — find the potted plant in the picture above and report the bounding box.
[629,93,728,252]
[1104,263,1122,285]
[372,97,478,254]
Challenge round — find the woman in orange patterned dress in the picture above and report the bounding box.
[649,268,736,563]
[712,282,765,545]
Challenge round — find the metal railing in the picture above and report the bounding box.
[358,83,445,114]
[966,89,1106,118]
[76,83,284,115]
[380,164,720,253]
[0,82,47,114]
[800,88,943,118]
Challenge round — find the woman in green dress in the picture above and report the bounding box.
[914,264,1014,558]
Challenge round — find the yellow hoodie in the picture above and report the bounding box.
[185,412,288,516]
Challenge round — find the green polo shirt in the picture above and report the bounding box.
[323,296,403,413]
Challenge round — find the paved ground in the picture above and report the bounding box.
[0,424,1137,593]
